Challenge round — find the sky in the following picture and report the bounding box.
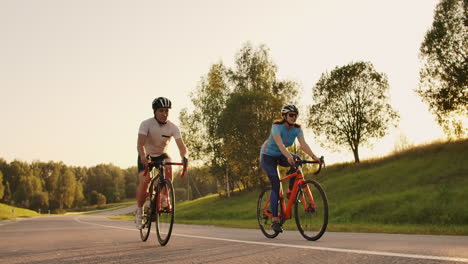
[0,0,444,169]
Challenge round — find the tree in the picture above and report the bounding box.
[2,181,12,204]
[0,159,8,202]
[12,172,43,208]
[12,184,29,207]
[44,162,61,209]
[308,61,399,163]
[73,182,85,208]
[219,89,283,188]
[56,167,77,209]
[86,164,125,203]
[0,170,4,200]
[13,170,43,209]
[4,160,30,196]
[219,43,299,188]
[30,191,49,212]
[90,190,106,206]
[123,167,137,199]
[180,63,230,184]
[71,166,87,207]
[416,0,467,138]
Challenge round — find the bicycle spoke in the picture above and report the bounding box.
[294,180,328,241]
[257,187,280,238]
[156,179,175,246]
[140,183,155,242]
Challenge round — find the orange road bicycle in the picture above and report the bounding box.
[257,157,328,241]
[140,158,187,246]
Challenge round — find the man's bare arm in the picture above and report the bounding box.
[175,137,187,158]
[137,134,147,164]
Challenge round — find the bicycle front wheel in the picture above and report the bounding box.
[155,179,175,246]
[140,182,155,241]
[294,180,328,241]
[257,187,280,239]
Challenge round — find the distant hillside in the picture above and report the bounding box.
[176,139,468,235]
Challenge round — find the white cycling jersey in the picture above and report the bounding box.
[138,117,181,157]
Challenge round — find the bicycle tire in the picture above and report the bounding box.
[140,181,155,241]
[155,179,175,246]
[294,179,328,241]
[257,187,281,239]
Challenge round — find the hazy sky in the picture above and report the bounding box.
[0,0,443,168]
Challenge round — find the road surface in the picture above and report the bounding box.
[1,210,467,263]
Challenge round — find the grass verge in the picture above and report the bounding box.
[0,203,39,220]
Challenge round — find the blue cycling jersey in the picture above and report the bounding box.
[261,122,304,157]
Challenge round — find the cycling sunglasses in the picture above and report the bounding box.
[288,113,298,118]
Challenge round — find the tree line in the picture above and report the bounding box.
[0,158,135,212]
[0,158,219,212]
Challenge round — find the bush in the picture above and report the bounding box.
[96,193,106,206]
[90,190,107,206]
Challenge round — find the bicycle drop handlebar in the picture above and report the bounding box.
[146,157,188,178]
[294,156,325,175]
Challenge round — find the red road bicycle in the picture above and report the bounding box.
[257,157,328,241]
[140,158,187,246]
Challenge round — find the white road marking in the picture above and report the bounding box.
[74,217,468,263]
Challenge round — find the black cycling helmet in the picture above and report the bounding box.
[152,97,172,110]
[281,104,299,115]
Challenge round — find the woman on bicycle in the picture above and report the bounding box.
[260,104,321,233]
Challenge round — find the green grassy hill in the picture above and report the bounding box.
[0,203,39,220]
[176,139,468,235]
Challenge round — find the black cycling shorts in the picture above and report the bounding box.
[137,153,170,172]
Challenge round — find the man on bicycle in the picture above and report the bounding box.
[260,104,321,233]
[135,97,188,229]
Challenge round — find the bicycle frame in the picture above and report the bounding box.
[263,169,315,221]
[147,164,168,211]
[145,160,187,211]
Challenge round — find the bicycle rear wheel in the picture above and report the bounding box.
[155,179,175,246]
[294,180,328,241]
[257,187,280,238]
[140,182,155,241]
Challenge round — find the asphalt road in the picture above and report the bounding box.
[1,211,467,264]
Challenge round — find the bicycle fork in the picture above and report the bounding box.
[299,183,317,213]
